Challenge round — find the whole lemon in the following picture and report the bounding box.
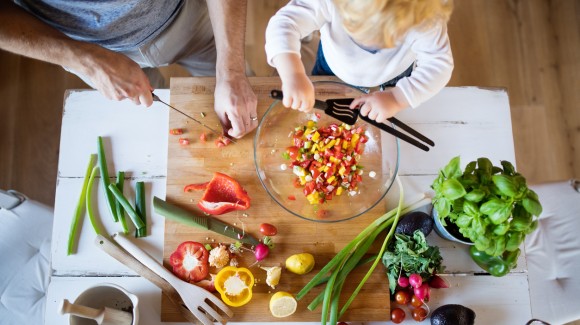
[285,253,315,275]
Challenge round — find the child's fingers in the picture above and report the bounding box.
[350,96,366,109]
[359,102,372,116]
[283,95,293,109]
[291,98,302,110]
[368,109,379,121]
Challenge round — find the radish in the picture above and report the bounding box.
[254,243,270,261]
[397,276,409,288]
[414,283,431,302]
[409,273,423,288]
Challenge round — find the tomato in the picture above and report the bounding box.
[316,209,329,218]
[179,138,190,145]
[410,295,423,308]
[394,290,411,305]
[391,308,406,324]
[412,307,428,322]
[288,195,296,201]
[287,146,300,160]
[259,223,278,236]
[169,241,209,283]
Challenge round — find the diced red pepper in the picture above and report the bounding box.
[170,128,183,135]
[179,138,190,145]
[199,132,207,142]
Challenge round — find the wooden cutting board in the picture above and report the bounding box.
[163,77,391,322]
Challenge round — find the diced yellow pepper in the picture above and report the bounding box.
[324,139,336,150]
[334,138,341,147]
[307,120,316,128]
[312,131,320,142]
[338,166,346,176]
[310,143,319,154]
[327,175,336,184]
[306,191,320,204]
[342,140,349,149]
[351,133,360,147]
[329,156,340,164]
[336,187,343,196]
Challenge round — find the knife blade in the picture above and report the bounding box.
[153,197,260,246]
[151,92,236,144]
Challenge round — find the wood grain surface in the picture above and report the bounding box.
[163,77,391,322]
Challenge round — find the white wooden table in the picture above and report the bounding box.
[45,86,532,324]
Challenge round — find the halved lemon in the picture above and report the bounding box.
[269,291,297,318]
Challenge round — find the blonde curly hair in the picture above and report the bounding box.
[334,0,454,48]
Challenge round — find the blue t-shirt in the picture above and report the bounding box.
[15,0,184,51]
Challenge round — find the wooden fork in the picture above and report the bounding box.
[102,233,233,325]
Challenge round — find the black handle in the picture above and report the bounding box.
[359,115,430,151]
[387,117,435,147]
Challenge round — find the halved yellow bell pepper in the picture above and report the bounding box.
[214,266,255,307]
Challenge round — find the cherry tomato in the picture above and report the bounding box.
[259,223,278,236]
[412,307,428,322]
[391,307,406,324]
[394,290,411,305]
[410,295,423,308]
[179,138,190,145]
[170,128,183,135]
[286,146,300,160]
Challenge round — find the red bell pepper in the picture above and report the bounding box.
[169,241,210,283]
[184,172,251,215]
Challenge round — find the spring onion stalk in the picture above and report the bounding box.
[115,171,129,234]
[338,177,405,317]
[66,154,96,255]
[98,136,118,222]
[297,178,430,325]
[134,181,147,238]
[86,166,103,236]
[108,183,145,232]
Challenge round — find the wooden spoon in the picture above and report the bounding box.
[59,299,132,325]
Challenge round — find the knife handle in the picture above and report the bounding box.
[270,89,327,111]
[153,197,209,230]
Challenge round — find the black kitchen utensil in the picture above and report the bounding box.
[270,89,434,151]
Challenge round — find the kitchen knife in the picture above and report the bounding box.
[151,92,236,144]
[153,197,259,246]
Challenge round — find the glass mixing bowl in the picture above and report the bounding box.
[254,81,399,222]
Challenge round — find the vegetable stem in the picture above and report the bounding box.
[67,154,96,255]
[86,166,103,236]
[108,183,145,231]
[135,181,147,237]
[339,176,405,317]
[98,136,118,222]
[115,171,129,234]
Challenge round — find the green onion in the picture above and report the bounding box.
[108,183,145,232]
[115,171,129,234]
[67,154,96,255]
[296,177,430,324]
[86,166,104,236]
[134,181,147,238]
[98,136,118,222]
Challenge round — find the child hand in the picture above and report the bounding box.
[350,90,407,123]
[281,73,315,113]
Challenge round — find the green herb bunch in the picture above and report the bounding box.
[432,156,542,256]
[382,230,444,294]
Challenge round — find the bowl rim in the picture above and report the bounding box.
[253,80,400,223]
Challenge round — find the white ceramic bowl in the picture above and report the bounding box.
[70,283,139,325]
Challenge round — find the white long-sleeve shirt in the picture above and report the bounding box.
[265,0,454,108]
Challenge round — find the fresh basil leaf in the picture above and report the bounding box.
[511,208,532,232]
[523,196,543,216]
[492,166,503,175]
[492,174,518,197]
[501,160,516,175]
[456,214,473,228]
[493,223,510,235]
[441,179,466,200]
[464,189,486,202]
[475,237,490,251]
[460,174,479,188]
[480,198,506,215]
[464,161,477,175]
[434,198,451,221]
[462,200,479,216]
[442,156,462,179]
[477,157,493,175]
[505,231,523,251]
[488,204,512,225]
[525,220,539,234]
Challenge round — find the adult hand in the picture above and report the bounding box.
[214,73,258,139]
[80,46,154,107]
[350,90,407,123]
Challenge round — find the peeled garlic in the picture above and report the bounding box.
[260,266,282,289]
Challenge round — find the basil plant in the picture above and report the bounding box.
[431,156,542,256]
